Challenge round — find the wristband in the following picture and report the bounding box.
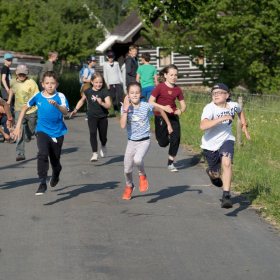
[123,109,129,113]
[74,108,78,112]
[241,123,248,127]
[8,117,13,121]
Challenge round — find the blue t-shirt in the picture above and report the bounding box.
[121,102,154,140]
[27,91,69,138]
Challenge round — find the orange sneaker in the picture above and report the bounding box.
[122,185,135,200]
[139,175,148,192]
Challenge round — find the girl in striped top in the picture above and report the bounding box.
[120,82,172,200]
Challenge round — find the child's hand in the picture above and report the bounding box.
[13,127,22,142]
[96,97,102,105]
[174,108,182,115]
[107,86,110,90]
[242,126,251,140]
[48,99,58,107]
[167,124,173,134]
[3,132,10,141]
[69,111,76,119]
[164,105,173,113]
[7,119,14,128]
[120,95,130,110]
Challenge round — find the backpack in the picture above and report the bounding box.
[79,66,90,85]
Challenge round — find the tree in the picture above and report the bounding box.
[138,0,280,93]
[0,0,105,73]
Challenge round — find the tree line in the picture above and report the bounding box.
[138,0,280,93]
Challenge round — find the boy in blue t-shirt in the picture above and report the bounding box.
[14,71,69,195]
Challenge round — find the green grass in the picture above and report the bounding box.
[178,90,280,225]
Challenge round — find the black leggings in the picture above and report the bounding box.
[155,115,181,157]
[36,131,64,179]
[87,115,108,152]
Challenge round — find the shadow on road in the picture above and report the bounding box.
[175,155,201,170]
[132,185,202,203]
[0,157,37,171]
[224,195,252,217]
[96,155,124,166]
[61,147,79,155]
[44,181,120,205]
[0,177,39,190]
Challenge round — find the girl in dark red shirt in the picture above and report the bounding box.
[149,64,186,172]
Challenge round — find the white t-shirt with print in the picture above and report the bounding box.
[201,101,242,151]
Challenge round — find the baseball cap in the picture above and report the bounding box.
[4,53,13,60]
[211,83,229,93]
[107,51,115,58]
[16,63,29,74]
[87,55,96,62]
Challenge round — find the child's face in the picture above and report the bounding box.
[51,55,58,62]
[164,69,178,85]
[107,56,114,63]
[90,60,96,67]
[42,76,58,95]
[91,77,103,91]
[128,85,141,104]
[4,59,12,66]
[129,49,137,58]
[211,90,229,104]
[16,72,28,82]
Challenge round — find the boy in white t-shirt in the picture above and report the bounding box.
[200,83,250,208]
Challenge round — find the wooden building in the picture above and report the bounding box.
[96,9,209,86]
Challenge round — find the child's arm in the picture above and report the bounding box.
[153,105,173,134]
[1,74,12,101]
[200,115,234,131]
[0,98,14,127]
[47,99,68,115]
[120,95,130,129]
[174,100,187,115]
[13,105,30,141]
[148,95,173,113]
[69,94,87,118]
[136,74,140,83]
[238,110,251,140]
[103,64,110,89]
[96,96,111,110]
[154,74,159,86]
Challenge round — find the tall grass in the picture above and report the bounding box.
[179,90,280,223]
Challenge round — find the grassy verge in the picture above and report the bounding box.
[178,90,280,226]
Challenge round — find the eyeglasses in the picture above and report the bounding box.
[211,91,227,96]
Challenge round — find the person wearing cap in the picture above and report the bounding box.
[103,50,123,115]
[200,83,251,209]
[39,50,58,91]
[10,63,39,161]
[1,53,13,105]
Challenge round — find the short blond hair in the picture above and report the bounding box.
[48,50,58,58]
[129,45,138,51]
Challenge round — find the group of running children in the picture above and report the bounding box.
[2,45,251,209]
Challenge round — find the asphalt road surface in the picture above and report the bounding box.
[0,113,279,280]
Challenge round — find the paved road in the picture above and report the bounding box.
[0,113,279,280]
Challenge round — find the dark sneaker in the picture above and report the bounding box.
[50,176,59,188]
[206,168,223,187]
[221,194,233,208]
[16,154,26,161]
[36,183,47,196]
[25,136,31,142]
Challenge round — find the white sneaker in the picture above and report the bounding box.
[90,153,98,161]
[167,163,178,172]
[100,146,107,157]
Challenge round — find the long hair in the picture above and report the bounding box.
[158,64,178,83]
[90,72,107,89]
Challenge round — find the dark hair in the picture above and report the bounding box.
[158,64,178,83]
[127,82,142,95]
[90,72,107,88]
[42,71,59,82]
[142,52,151,62]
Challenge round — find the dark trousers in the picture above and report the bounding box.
[109,84,123,111]
[87,115,108,152]
[0,115,9,134]
[155,115,181,157]
[36,132,64,179]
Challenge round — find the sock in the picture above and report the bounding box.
[223,191,230,197]
[168,159,174,166]
[40,178,46,184]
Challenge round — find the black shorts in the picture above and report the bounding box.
[203,140,234,174]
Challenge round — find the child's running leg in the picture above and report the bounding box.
[115,84,123,109]
[155,116,169,147]
[123,140,136,200]
[109,86,118,112]
[15,111,26,161]
[133,139,150,192]
[97,117,108,157]
[88,115,99,161]
[25,111,37,141]
[49,135,64,188]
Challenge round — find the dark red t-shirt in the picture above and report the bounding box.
[151,82,184,116]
